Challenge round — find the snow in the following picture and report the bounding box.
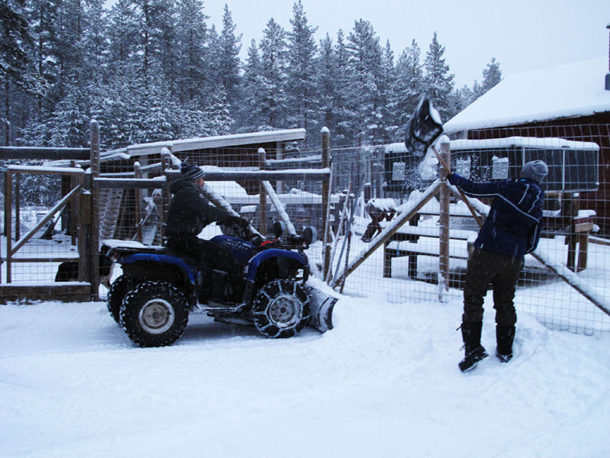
[445,58,610,133]
[2,190,610,457]
[2,278,609,457]
[450,136,600,151]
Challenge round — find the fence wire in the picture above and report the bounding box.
[2,124,609,335]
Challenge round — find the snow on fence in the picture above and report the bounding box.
[1,123,610,335]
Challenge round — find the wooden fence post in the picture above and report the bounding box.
[160,148,172,243]
[77,170,88,283]
[89,120,101,299]
[438,138,451,302]
[3,170,12,282]
[134,161,143,242]
[258,148,267,235]
[321,127,332,280]
[14,173,20,241]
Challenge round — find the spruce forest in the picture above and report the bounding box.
[1,0,502,150]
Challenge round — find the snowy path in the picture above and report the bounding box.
[1,293,609,457]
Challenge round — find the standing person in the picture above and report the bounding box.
[165,162,249,305]
[447,160,548,372]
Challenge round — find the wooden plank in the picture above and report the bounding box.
[8,257,79,263]
[96,177,167,189]
[0,147,89,160]
[7,165,86,176]
[0,283,92,303]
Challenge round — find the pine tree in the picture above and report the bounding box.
[175,0,209,105]
[423,32,454,123]
[214,4,242,110]
[394,40,424,132]
[480,57,502,95]
[316,34,337,134]
[258,18,288,129]
[1,0,40,144]
[332,29,352,146]
[239,39,264,131]
[378,40,397,142]
[346,19,383,145]
[286,0,318,134]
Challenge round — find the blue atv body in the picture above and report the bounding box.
[104,232,334,347]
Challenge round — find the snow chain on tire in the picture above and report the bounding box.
[119,281,189,347]
[252,279,310,338]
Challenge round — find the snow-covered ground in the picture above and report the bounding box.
[2,275,609,457]
[2,200,609,456]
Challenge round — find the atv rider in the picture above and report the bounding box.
[165,162,250,305]
[448,160,548,372]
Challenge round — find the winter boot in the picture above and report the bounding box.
[496,325,515,363]
[459,321,488,373]
[208,270,229,306]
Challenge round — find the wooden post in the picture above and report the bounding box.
[69,162,79,246]
[566,194,578,271]
[160,148,172,244]
[3,170,12,282]
[276,140,284,194]
[90,120,101,299]
[258,148,267,235]
[438,138,451,301]
[577,233,589,272]
[134,161,143,242]
[14,173,20,240]
[77,172,88,282]
[321,127,331,280]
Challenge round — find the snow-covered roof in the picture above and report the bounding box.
[385,137,599,154]
[124,128,307,157]
[450,136,599,151]
[445,58,610,134]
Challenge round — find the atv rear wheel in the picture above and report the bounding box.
[120,281,189,347]
[252,279,310,338]
[106,275,134,324]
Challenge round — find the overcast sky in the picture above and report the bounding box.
[204,0,610,87]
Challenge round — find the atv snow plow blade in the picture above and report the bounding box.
[306,286,338,333]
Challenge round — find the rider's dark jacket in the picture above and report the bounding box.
[165,179,235,241]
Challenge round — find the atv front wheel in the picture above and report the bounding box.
[252,279,310,338]
[120,281,189,347]
[106,275,134,324]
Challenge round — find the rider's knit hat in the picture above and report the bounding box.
[521,160,548,184]
[181,161,205,181]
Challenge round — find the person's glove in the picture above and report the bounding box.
[447,173,458,185]
[230,215,249,229]
[238,217,250,229]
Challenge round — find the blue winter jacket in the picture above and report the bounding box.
[448,174,545,258]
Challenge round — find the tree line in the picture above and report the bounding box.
[1,0,502,150]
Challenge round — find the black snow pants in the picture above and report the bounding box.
[462,247,523,327]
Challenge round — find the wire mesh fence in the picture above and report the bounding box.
[2,124,609,335]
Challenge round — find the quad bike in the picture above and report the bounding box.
[103,224,337,347]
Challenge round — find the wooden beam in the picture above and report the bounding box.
[0,283,92,303]
[0,147,90,160]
